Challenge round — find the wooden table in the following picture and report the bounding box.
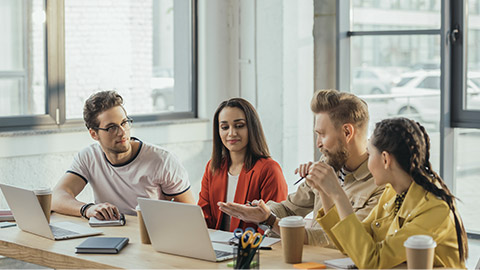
[0,214,346,269]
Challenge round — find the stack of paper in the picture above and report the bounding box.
[0,209,14,222]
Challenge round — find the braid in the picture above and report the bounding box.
[372,118,468,262]
[416,122,468,261]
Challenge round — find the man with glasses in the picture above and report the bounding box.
[52,91,195,220]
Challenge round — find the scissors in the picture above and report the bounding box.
[240,231,262,249]
[237,230,263,269]
[232,227,256,243]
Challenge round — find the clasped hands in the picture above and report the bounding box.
[299,161,343,198]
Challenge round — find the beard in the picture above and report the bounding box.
[321,140,349,171]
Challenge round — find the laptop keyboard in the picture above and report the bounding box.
[50,225,80,238]
[215,250,232,258]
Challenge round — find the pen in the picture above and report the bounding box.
[0,222,16,228]
[246,201,259,207]
[294,177,304,185]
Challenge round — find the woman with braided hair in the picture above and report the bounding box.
[306,117,467,268]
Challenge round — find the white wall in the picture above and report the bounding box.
[0,0,315,208]
[240,0,315,190]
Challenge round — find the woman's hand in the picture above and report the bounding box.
[306,161,354,220]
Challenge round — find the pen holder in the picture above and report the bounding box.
[233,245,260,269]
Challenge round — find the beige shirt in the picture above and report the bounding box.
[267,159,384,246]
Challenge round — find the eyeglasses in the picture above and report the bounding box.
[93,118,133,135]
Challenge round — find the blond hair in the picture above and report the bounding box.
[310,89,369,130]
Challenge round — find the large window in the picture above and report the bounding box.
[0,0,46,117]
[339,0,480,234]
[0,0,196,131]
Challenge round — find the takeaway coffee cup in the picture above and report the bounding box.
[404,235,437,269]
[34,188,52,223]
[136,205,151,244]
[279,216,306,263]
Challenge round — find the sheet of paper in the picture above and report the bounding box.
[323,257,356,269]
[209,230,281,247]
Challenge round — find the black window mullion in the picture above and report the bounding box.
[451,0,480,128]
[348,29,441,36]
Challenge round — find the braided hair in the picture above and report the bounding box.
[372,117,468,262]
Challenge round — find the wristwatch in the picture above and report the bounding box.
[258,212,277,231]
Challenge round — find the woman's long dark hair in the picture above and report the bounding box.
[372,117,468,262]
[210,98,270,174]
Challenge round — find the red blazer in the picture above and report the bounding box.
[198,158,288,232]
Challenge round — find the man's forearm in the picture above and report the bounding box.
[51,190,85,217]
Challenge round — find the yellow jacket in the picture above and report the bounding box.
[316,182,465,269]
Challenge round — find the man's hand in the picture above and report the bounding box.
[306,161,342,195]
[218,199,271,224]
[85,202,120,220]
[294,161,313,178]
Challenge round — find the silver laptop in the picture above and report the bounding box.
[137,198,234,262]
[0,184,102,240]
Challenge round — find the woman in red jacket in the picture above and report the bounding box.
[198,98,288,231]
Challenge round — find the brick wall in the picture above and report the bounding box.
[64,0,154,118]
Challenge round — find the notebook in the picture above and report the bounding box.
[75,237,129,254]
[137,198,234,262]
[0,184,102,240]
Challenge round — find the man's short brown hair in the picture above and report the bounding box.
[83,91,124,129]
[310,89,369,130]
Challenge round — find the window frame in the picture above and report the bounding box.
[336,0,451,186]
[337,0,480,235]
[0,0,198,132]
[450,0,480,129]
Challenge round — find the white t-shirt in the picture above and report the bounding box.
[67,138,190,215]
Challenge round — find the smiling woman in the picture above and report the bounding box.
[197,98,288,232]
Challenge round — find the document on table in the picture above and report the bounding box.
[209,230,281,247]
[323,257,357,269]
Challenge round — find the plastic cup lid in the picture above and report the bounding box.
[34,187,52,195]
[278,216,305,227]
[404,235,437,249]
